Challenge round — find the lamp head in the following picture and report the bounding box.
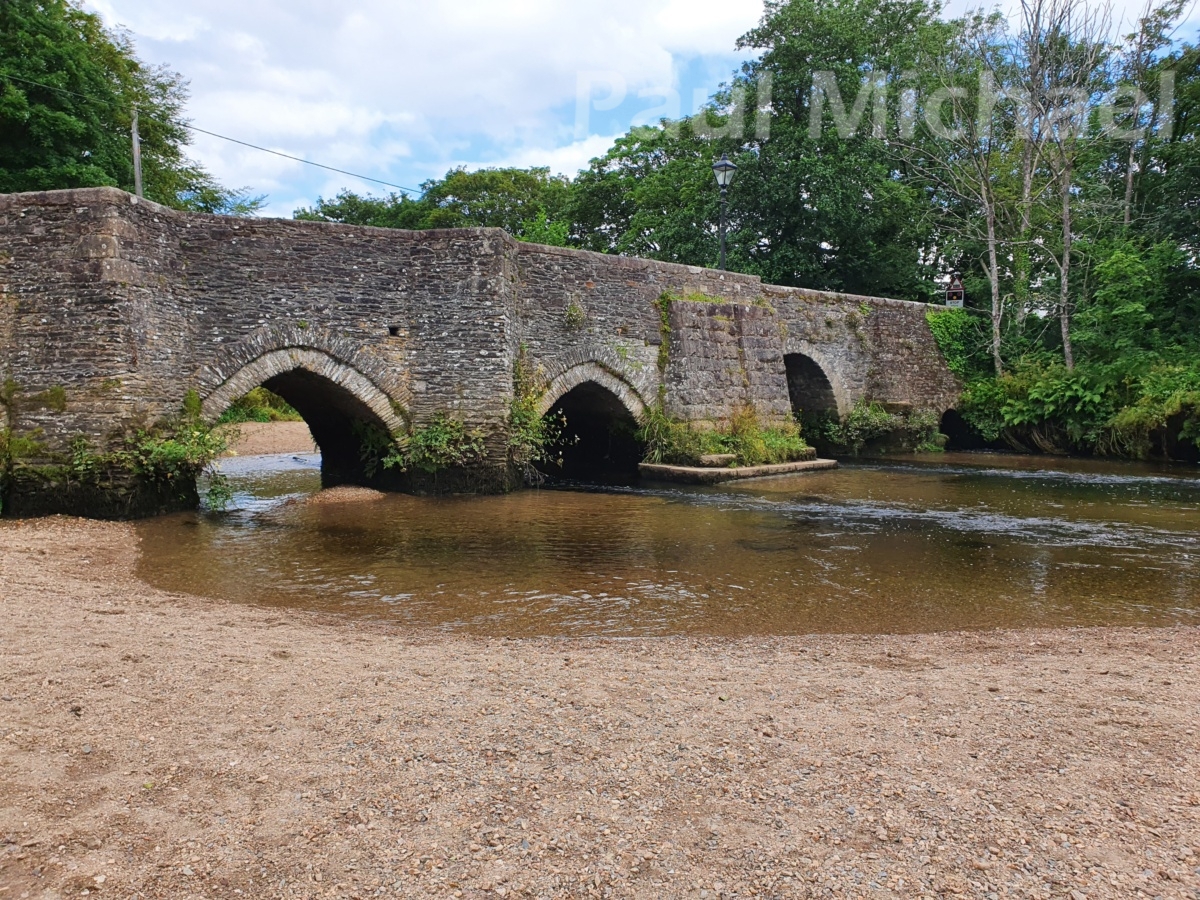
[712,153,737,188]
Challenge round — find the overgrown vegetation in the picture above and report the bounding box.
[508,356,566,482]
[403,415,487,474]
[806,401,944,455]
[928,284,1200,460]
[654,294,673,374]
[354,413,487,479]
[216,387,303,424]
[1,385,231,514]
[0,424,44,516]
[72,390,231,507]
[563,298,586,330]
[638,405,809,467]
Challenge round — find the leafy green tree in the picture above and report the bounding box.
[292,189,430,229]
[0,0,261,214]
[568,120,729,264]
[568,0,951,299]
[296,167,572,244]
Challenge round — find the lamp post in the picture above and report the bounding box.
[712,153,737,270]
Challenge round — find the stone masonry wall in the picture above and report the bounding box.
[0,187,521,459]
[1,187,961,513]
[515,244,960,425]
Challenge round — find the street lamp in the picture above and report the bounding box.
[712,153,737,270]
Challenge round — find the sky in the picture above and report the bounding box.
[82,0,769,217]
[83,0,1197,219]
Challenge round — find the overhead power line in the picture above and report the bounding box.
[0,72,423,195]
[180,123,421,194]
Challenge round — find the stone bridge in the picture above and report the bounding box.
[0,187,960,516]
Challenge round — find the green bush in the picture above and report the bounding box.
[0,427,46,516]
[38,398,233,510]
[810,400,944,455]
[217,387,302,424]
[353,413,489,478]
[956,378,1007,443]
[948,357,1200,459]
[404,414,487,474]
[637,406,808,466]
[508,357,566,475]
[1100,365,1200,458]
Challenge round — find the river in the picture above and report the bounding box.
[135,452,1200,636]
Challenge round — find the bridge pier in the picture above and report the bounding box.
[0,187,959,518]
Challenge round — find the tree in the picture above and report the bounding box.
[566,0,952,299]
[295,167,573,245]
[1027,0,1113,370]
[0,0,261,214]
[1113,0,1186,227]
[899,11,1017,374]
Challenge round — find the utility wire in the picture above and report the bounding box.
[178,124,421,195]
[0,72,423,195]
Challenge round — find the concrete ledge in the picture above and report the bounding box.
[639,458,838,484]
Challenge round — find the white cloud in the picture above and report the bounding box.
[460,133,625,177]
[82,0,766,209]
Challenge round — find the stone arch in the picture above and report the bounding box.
[535,360,647,483]
[782,341,851,419]
[196,324,410,427]
[195,325,409,487]
[200,347,406,434]
[537,361,648,422]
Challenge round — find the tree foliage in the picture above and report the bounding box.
[295,167,572,245]
[0,0,261,213]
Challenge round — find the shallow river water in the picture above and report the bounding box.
[135,452,1200,636]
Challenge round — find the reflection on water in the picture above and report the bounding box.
[136,452,1200,636]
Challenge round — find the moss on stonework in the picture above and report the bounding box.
[658,289,770,308]
[31,385,67,412]
[654,294,672,373]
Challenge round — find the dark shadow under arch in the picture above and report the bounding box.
[939,409,980,450]
[211,368,398,489]
[539,382,645,483]
[784,353,838,417]
[201,347,407,490]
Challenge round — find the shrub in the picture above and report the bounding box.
[637,406,808,466]
[957,378,1008,443]
[1101,364,1200,458]
[404,414,487,474]
[217,387,302,424]
[811,400,944,455]
[508,356,567,480]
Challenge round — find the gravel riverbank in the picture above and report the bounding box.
[218,422,316,458]
[1,516,1198,899]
